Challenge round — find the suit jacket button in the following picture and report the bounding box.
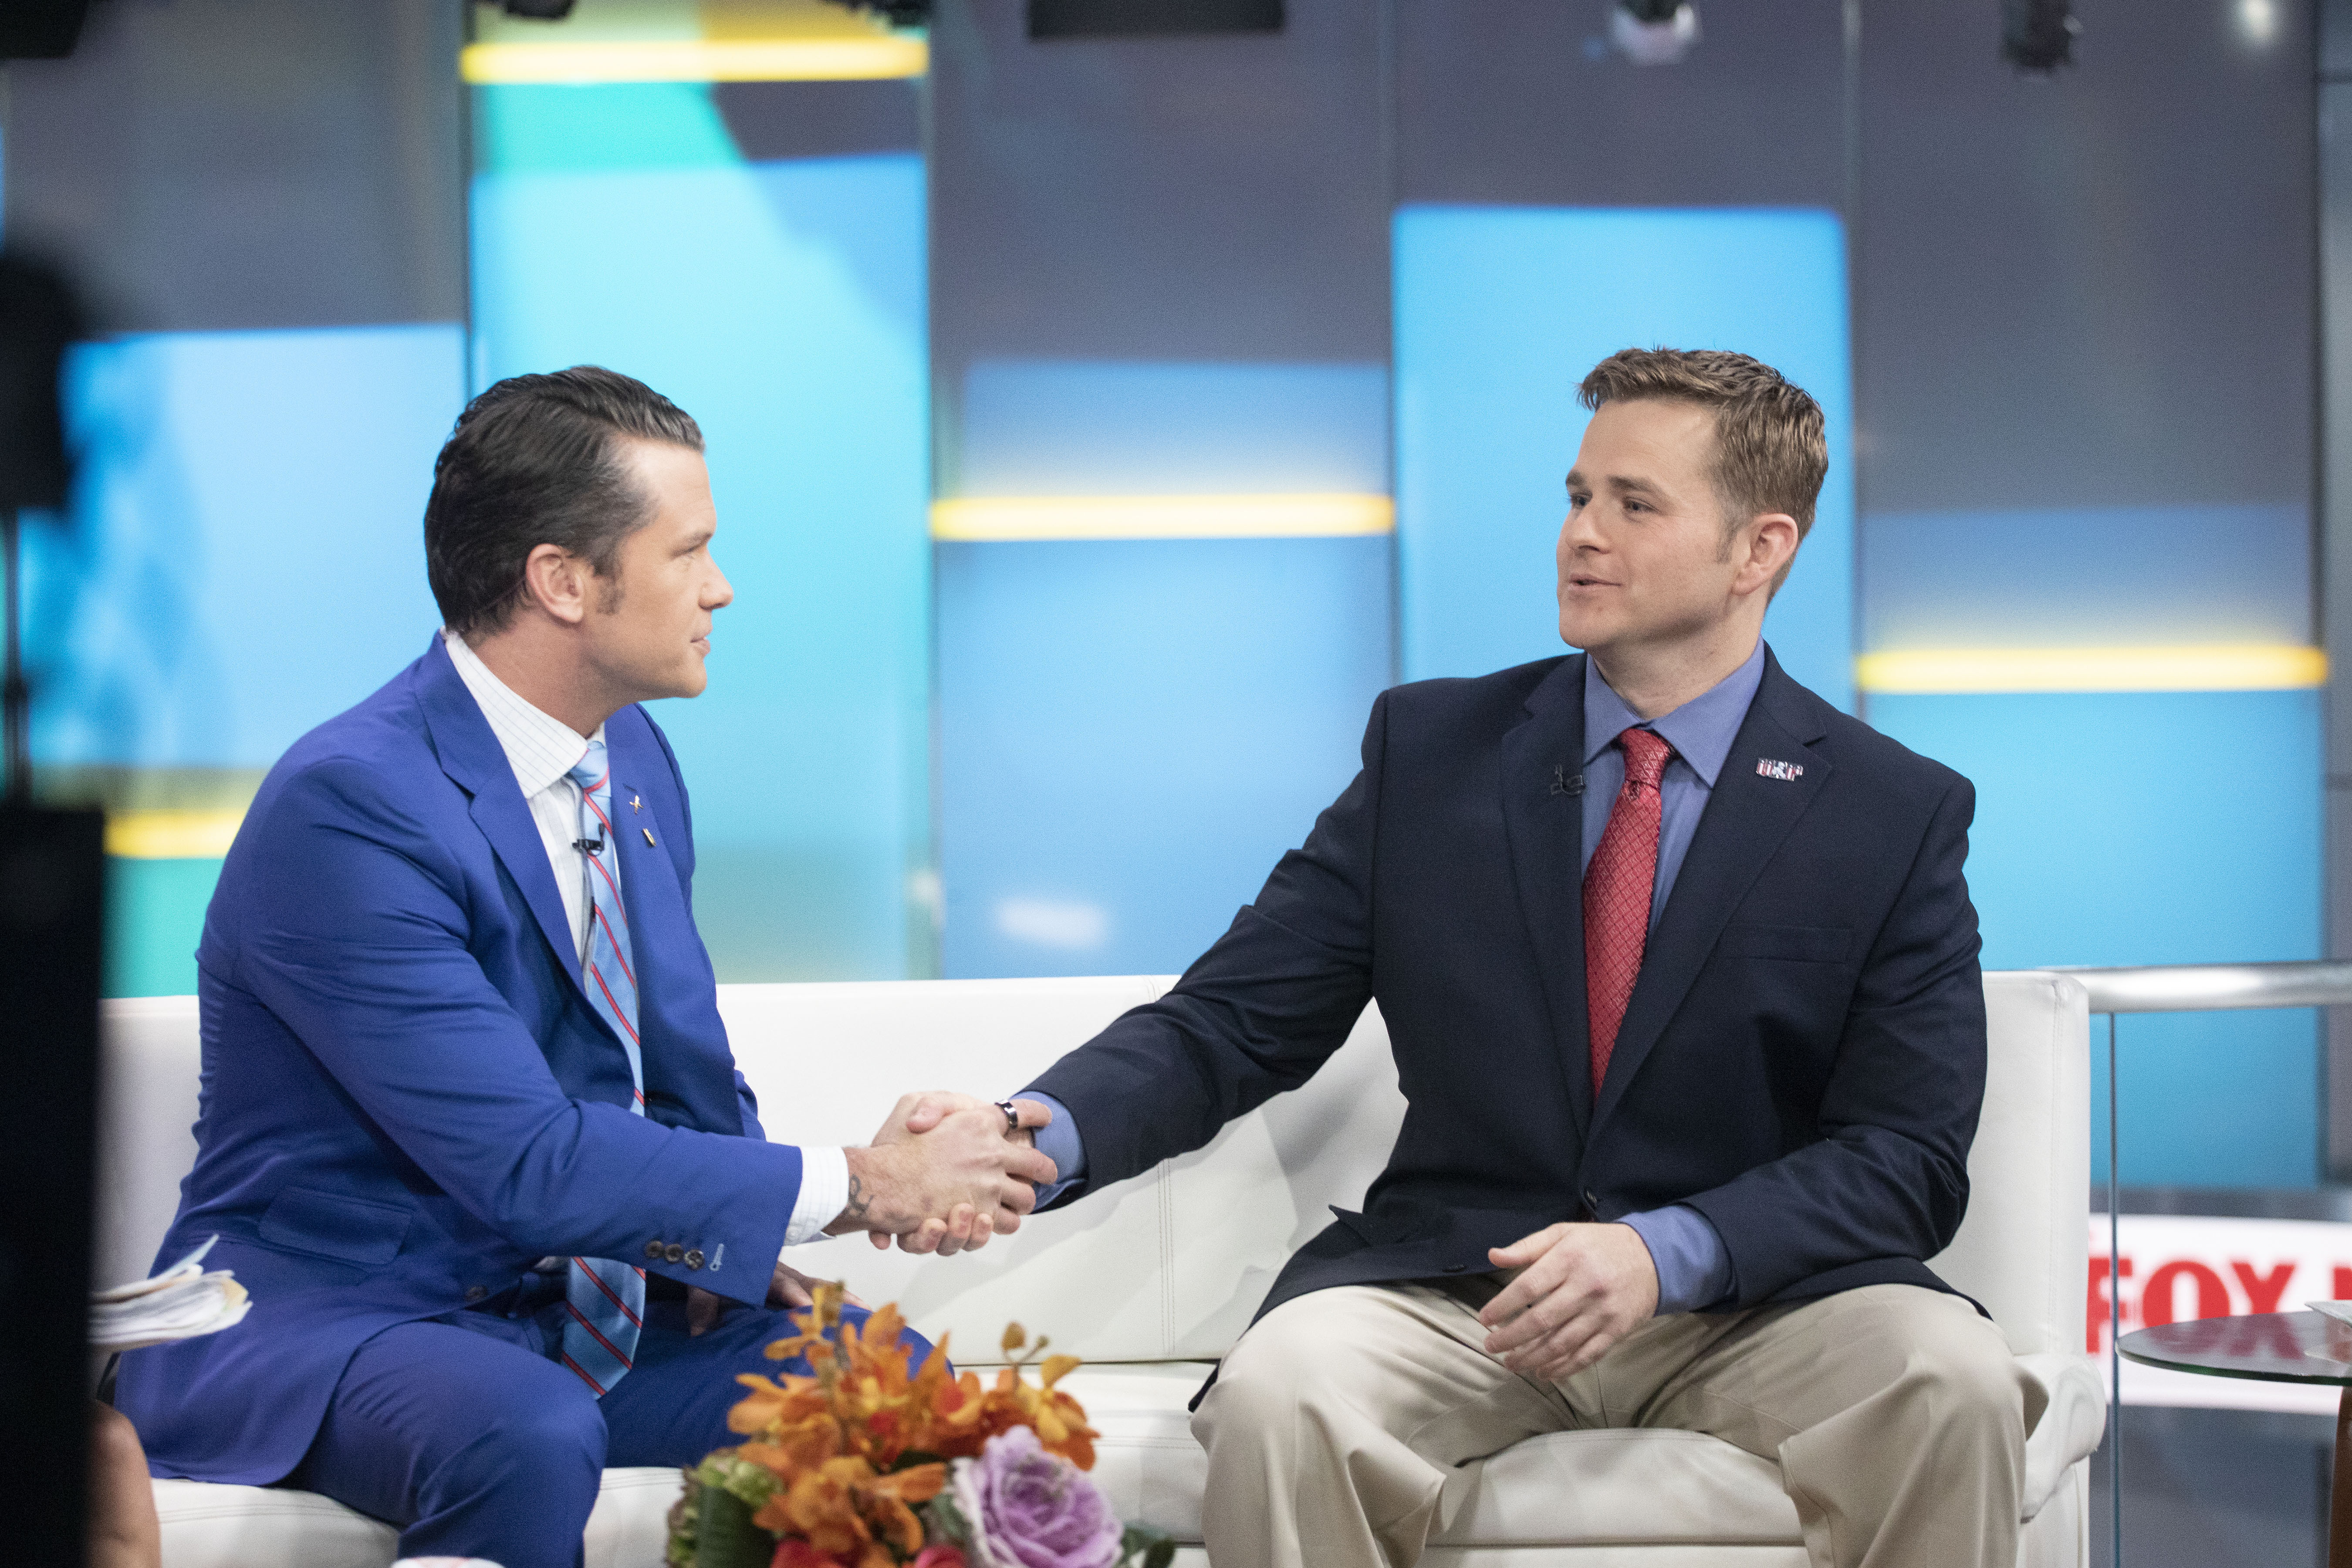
[464,1285,487,1301]
[685,1249,706,1270]
[1443,1263,1467,1273]
[1583,1190,1599,1209]
[645,1240,665,1260]
[664,1243,686,1264]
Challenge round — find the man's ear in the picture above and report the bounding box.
[1734,513,1801,598]
[519,542,591,627]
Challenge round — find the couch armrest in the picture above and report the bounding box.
[2017,1351,2107,1521]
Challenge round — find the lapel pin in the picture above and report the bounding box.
[1755,758,1805,781]
[1551,767,1585,797]
[642,828,657,847]
[629,794,641,812]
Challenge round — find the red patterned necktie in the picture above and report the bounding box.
[1583,726,1673,1096]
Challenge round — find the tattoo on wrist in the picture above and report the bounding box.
[841,1174,875,1228]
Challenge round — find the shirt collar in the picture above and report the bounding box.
[440,629,603,798]
[1580,641,1767,789]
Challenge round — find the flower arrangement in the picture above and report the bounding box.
[667,1283,1175,1568]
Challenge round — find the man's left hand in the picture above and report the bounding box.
[686,1264,865,1337]
[1477,1222,1660,1381]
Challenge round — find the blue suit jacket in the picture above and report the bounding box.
[1028,649,1987,1323]
[116,637,804,1484]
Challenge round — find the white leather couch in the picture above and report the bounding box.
[98,970,2107,1568]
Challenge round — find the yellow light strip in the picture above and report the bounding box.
[106,809,246,861]
[931,493,1396,543]
[1856,644,2328,695]
[460,37,928,84]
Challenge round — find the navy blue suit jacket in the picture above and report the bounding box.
[1027,649,1986,1323]
[116,637,802,1484]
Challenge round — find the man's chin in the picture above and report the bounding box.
[1558,615,1616,653]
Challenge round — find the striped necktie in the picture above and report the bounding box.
[559,739,645,1396]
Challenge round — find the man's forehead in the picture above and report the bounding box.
[1572,401,1715,482]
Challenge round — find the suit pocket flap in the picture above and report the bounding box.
[258,1186,412,1267]
[1717,923,1852,963]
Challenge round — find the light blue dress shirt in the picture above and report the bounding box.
[1021,644,1769,1316]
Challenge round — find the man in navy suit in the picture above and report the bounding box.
[115,368,1056,1568]
[984,349,2033,1568]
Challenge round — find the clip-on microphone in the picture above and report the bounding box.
[573,836,604,857]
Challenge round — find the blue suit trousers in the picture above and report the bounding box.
[291,1288,928,1568]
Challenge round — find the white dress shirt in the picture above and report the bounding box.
[441,630,847,1250]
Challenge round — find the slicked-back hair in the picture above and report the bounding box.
[425,366,704,638]
[1577,348,1827,558]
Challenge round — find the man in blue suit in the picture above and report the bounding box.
[115,367,1056,1568]
[981,349,2035,1568]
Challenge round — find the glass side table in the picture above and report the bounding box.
[2119,1312,2352,1565]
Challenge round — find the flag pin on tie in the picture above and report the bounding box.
[1756,758,1805,781]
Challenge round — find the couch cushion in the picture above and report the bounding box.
[155,1466,683,1568]
[1436,1429,1800,1547]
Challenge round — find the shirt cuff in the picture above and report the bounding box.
[781,1146,848,1250]
[1619,1203,1736,1315]
[1019,1091,1086,1206]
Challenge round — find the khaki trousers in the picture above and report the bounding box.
[1191,1281,2038,1568]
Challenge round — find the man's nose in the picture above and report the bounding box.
[706,563,734,609]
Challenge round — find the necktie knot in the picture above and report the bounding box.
[566,739,608,795]
[1619,726,1672,789]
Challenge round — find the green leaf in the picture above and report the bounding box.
[1143,1540,1176,1568]
[665,1469,702,1568]
[696,1483,777,1568]
[923,1490,976,1549]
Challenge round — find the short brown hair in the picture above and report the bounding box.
[425,366,704,637]
[1577,348,1827,570]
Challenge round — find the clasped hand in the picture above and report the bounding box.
[1475,1221,1660,1382]
[822,1092,1058,1257]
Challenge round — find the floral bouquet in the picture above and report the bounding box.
[666,1283,1175,1568]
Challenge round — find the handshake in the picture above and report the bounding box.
[824,1092,1061,1257]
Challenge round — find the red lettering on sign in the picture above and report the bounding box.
[2142,1260,2231,1326]
[2335,1266,2352,1301]
[2230,1260,2296,1315]
[2088,1256,2134,1353]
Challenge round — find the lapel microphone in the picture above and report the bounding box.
[1551,767,1585,797]
[573,836,605,856]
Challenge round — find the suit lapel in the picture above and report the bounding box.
[413,635,586,994]
[1498,657,1597,1135]
[1590,652,1832,1132]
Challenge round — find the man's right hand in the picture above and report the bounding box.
[824,1096,1057,1256]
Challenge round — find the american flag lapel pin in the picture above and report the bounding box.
[1756,758,1805,781]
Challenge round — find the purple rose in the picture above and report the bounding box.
[950,1428,1122,1568]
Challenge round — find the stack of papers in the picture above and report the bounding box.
[92,1237,251,1352]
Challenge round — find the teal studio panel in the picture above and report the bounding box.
[1393,206,1854,708]
[937,537,1392,979]
[1870,689,2323,1187]
[471,84,929,981]
[25,324,463,768]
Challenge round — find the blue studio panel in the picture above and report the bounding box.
[27,325,463,769]
[1394,206,1855,708]
[471,83,929,981]
[939,537,1392,978]
[1873,689,2323,1187]
[953,359,1390,495]
[1865,501,2311,650]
